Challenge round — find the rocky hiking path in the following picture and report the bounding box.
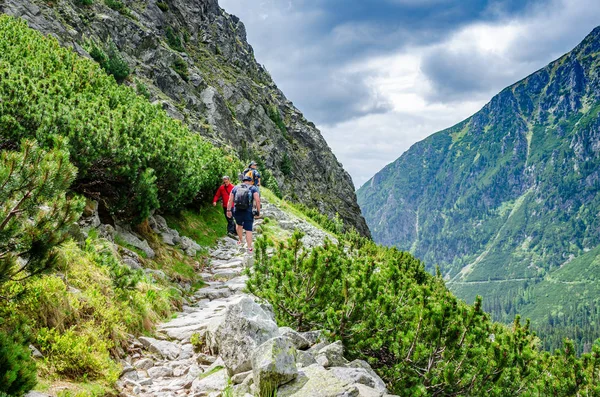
[116,201,398,397]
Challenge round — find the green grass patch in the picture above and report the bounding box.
[164,205,228,247]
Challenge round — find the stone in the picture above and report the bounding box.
[301,330,325,346]
[329,367,387,394]
[134,358,154,370]
[316,341,347,368]
[231,370,252,385]
[344,360,387,393]
[197,353,217,365]
[138,336,181,360]
[179,343,195,359]
[29,344,43,358]
[277,364,359,397]
[252,336,298,394]
[24,393,51,397]
[147,365,174,378]
[352,384,383,397]
[295,350,317,367]
[115,224,155,258]
[280,327,311,350]
[180,236,201,256]
[208,296,279,375]
[190,368,229,393]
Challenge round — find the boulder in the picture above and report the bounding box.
[277,364,359,397]
[208,297,280,375]
[353,384,383,397]
[301,330,325,346]
[295,350,317,367]
[138,336,181,360]
[344,360,387,393]
[190,367,229,393]
[315,341,347,367]
[115,224,155,258]
[147,365,174,378]
[252,336,298,395]
[180,236,201,256]
[329,367,387,394]
[280,327,311,350]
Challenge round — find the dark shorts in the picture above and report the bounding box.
[233,209,254,231]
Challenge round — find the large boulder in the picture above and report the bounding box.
[277,364,359,397]
[190,367,229,394]
[252,336,298,395]
[115,224,155,258]
[344,360,387,393]
[209,297,280,375]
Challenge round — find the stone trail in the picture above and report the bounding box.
[116,203,397,397]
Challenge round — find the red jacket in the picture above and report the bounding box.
[213,183,234,208]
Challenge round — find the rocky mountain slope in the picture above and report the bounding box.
[1,0,370,236]
[357,26,600,334]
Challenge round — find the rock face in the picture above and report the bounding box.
[357,25,600,330]
[1,0,370,237]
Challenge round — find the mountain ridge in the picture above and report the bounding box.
[0,0,370,236]
[357,24,600,347]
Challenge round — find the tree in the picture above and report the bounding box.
[0,138,84,285]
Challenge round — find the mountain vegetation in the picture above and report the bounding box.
[2,0,370,236]
[357,26,600,352]
[249,230,600,396]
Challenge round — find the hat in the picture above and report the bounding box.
[249,161,257,167]
[222,175,230,180]
[243,175,253,181]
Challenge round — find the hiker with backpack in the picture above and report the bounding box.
[227,175,261,253]
[212,176,236,237]
[243,161,261,191]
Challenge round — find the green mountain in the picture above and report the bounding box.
[357,26,600,350]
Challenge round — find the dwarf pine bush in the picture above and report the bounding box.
[248,231,600,396]
[0,16,235,222]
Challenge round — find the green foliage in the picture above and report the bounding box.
[0,330,37,396]
[166,26,184,52]
[173,56,189,81]
[280,152,292,176]
[89,41,130,83]
[156,1,169,12]
[248,231,600,395]
[0,236,176,384]
[0,139,84,286]
[163,205,228,248]
[0,16,233,222]
[76,0,93,5]
[136,81,150,99]
[266,104,287,137]
[104,0,128,14]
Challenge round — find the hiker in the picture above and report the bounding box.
[212,176,236,236]
[243,161,261,191]
[227,175,261,252]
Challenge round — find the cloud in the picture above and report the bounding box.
[219,0,600,188]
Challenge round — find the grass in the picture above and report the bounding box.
[164,204,228,247]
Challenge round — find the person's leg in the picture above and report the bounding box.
[226,209,236,235]
[236,224,244,245]
[233,212,245,245]
[243,215,254,250]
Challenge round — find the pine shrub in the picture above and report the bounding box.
[0,331,37,396]
[0,16,235,222]
[248,231,600,395]
[0,139,84,285]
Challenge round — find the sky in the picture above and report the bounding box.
[219,0,600,188]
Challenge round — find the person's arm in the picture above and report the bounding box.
[227,189,235,214]
[255,171,261,186]
[253,191,260,215]
[213,185,222,206]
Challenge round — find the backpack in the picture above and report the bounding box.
[234,184,252,210]
[243,168,255,185]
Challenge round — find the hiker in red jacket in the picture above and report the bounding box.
[213,176,236,236]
